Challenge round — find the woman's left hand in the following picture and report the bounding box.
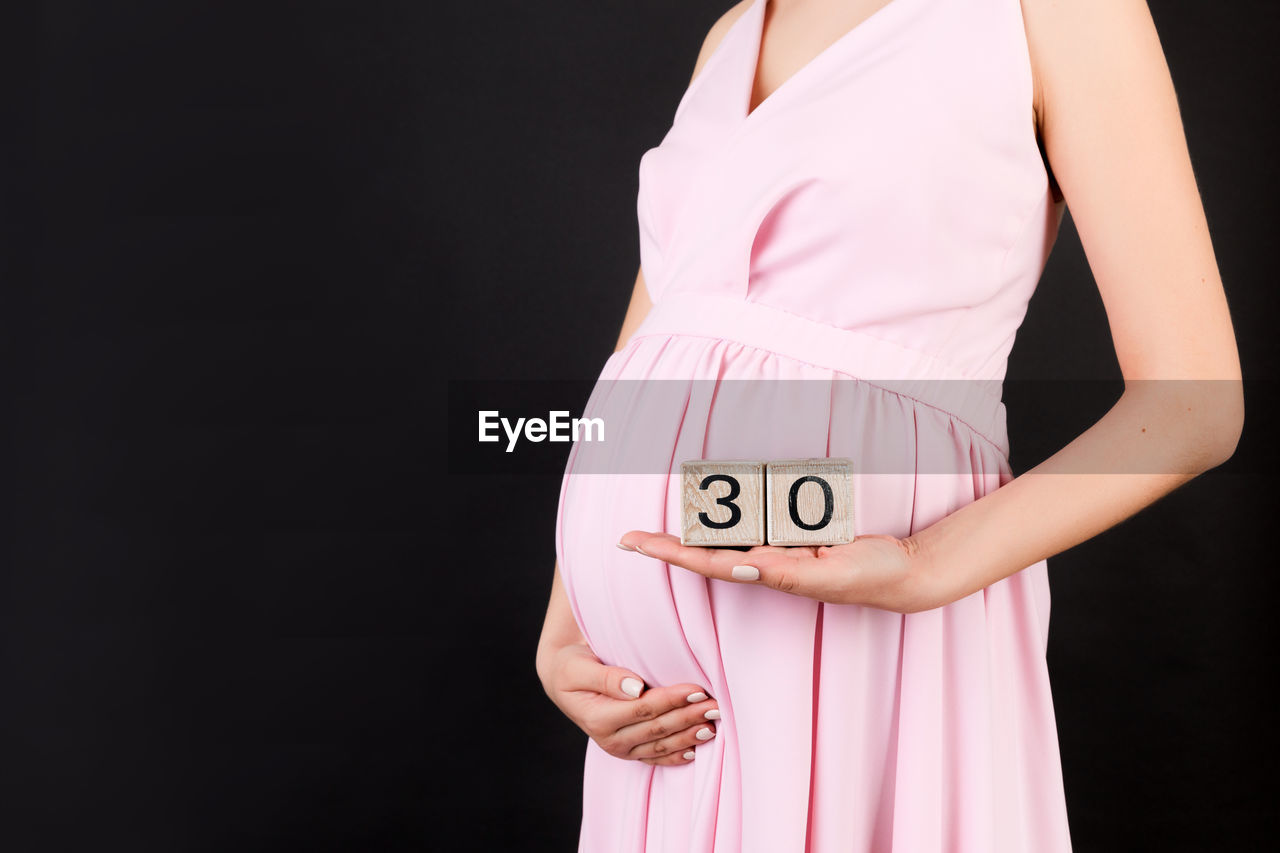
[617,531,952,614]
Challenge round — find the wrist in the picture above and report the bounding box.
[535,640,559,689]
[893,533,934,613]
[535,636,589,688]
[899,507,992,611]
[897,529,962,613]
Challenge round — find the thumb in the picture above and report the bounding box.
[561,646,647,699]
[600,664,647,700]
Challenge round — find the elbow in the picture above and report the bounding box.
[1124,378,1244,472]
[1200,417,1243,470]
[1190,382,1245,471]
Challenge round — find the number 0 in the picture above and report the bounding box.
[788,476,834,531]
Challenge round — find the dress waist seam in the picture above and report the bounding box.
[629,292,1012,459]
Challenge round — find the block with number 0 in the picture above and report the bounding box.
[679,460,766,546]
[765,458,854,546]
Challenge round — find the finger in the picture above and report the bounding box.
[640,750,697,766]
[618,531,784,577]
[620,531,844,599]
[631,720,718,762]
[596,682,719,736]
[612,695,721,751]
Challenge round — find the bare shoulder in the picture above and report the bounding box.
[1018,0,1166,134]
[1017,0,1165,203]
[687,0,755,85]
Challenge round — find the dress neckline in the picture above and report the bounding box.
[741,0,917,124]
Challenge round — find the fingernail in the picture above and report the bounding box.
[703,709,721,720]
[616,542,635,551]
[682,750,696,760]
[686,691,708,703]
[731,565,760,581]
[621,677,643,698]
[633,544,647,555]
[695,727,715,741]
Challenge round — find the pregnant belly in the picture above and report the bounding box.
[553,329,1013,691]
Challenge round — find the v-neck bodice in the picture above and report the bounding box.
[635,0,1064,383]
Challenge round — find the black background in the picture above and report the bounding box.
[5,1,1277,850]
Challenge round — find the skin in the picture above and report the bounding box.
[537,0,1244,764]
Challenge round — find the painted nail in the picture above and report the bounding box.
[695,727,715,741]
[616,542,635,551]
[634,544,647,555]
[621,677,643,698]
[683,750,696,760]
[731,565,760,581]
[686,691,708,703]
[704,709,721,720]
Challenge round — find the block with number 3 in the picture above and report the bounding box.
[765,458,854,546]
[679,460,766,546]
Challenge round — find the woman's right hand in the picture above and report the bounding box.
[539,642,720,766]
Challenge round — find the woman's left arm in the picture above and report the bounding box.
[619,0,1244,613]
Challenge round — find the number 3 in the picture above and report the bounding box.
[697,474,742,530]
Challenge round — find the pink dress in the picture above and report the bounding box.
[555,0,1072,849]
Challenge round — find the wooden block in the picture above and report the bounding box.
[765,458,854,546]
[680,459,766,546]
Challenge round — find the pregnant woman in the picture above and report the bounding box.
[536,1,1242,850]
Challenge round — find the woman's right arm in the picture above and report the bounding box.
[534,267,714,766]
[535,264,650,687]
[535,561,721,767]
[534,562,588,679]
[613,265,653,352]
[534,1,754,764]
